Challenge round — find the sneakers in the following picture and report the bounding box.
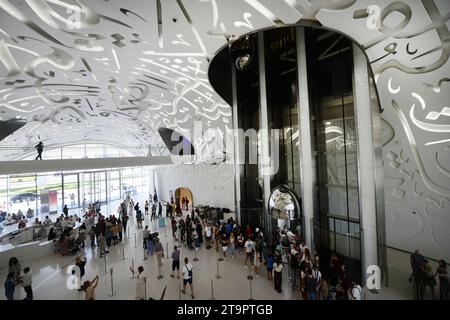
[170,274,175,278]
[191,295,195,299]
[181,290,186,294]
[177,275,180,279]
[244,265,248,269]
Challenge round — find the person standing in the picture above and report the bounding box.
[21,267,33,300]
[273,256,283,293]
[4,272,16,300]
[151,203,156,221]
[63,205,69,217]
[144,201,149,216]
[422,260,436,300]
[410,249,425,300]
[155,238,164,266]
[244,238,255,268]
[348,280,362,300]
[8,257,21,283]
[89,227,96,248]
[436,259,449,300]
[267,253,274,281]
[221,233,228,259]
[75,256,86,291]
[181,197,186,211]
[305,269,318,300]
[170,246,181,279]
[135,266,147,300]
[158,202,163,218]
[122,214,129,237]
[117,219,123,242]
[181,257,194,299]
[82,275,99,300]
[35,141,44,160]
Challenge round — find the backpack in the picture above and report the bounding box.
[186,265,192,278]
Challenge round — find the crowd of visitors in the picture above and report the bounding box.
[3,194,448,301]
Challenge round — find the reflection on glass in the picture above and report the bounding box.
[63,174,79,208]
[268,185,299,220]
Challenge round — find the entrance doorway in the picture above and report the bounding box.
[174,187,193,209]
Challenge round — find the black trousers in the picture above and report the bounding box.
[274,271,282,292]
[24,286,33,300]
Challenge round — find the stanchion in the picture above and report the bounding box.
[144,277,147,300]
[134,233,137,248]
[211,279,214,300]
[215,259,221,279]
[164,225,167,238]
[287,262,291,281]
[103,254,107,274]
[157,262,164,280]
[130,259,135,278]
[193,248,199,262]
[217,249,224,262]
[122,241,126,261]
[247,272,254,300]
[109,267,116,296]
[143,246,147,261]
[166,243,170,259]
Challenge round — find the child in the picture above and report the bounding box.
[21,267,33,300]
[267,253,274,281]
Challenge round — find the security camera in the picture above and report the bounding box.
[229,35,255,71]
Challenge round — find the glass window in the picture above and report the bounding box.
[9,175,37,215]
[0,177,8,212]
[121,168,135,198]
[109,170,121,201]
[80,172,94,205]
[36,173,62,215]
[63,174,79,208]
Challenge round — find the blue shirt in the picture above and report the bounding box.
[267,257,274,268]
[226,223,232,235]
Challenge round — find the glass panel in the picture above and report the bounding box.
[95,172,107,202]
[37,173,62,215]
[0,177,8,213]
[63,174,79,209]
[121,168,135,198]
[80,172,94,205]
[9,175,37,215]
[109,170,121,201]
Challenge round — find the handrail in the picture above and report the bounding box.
[385,245,448,265]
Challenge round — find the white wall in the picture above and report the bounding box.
[153,164,235,210]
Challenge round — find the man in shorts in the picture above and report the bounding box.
[181,257,194,299]
[244,237,255,268]
[170,246,180,279]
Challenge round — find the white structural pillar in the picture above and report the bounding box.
[296,28,315,250]
[231,55,241,224]
[352,44,378,278]
[257,32,272,234]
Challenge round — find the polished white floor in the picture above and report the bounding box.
[0,195,428,300]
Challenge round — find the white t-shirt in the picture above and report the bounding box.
[182,263,193,280]
[205,226,212,237]
[350,285,362,300]
[245,240,254,253]
[299,243,308,254]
